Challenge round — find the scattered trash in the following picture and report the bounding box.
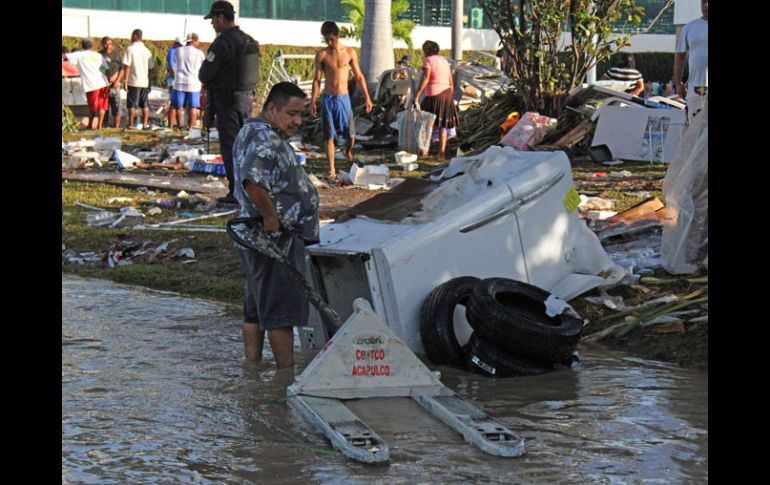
[66,151,103,169]
[135,150,163,162]
[146,207,162,216]
[184,128,202,139]
[106,197,134,204]
[578,195,614,211]
[113,149,141,170]
[499,112,557,150]
[349,163,390,187]
[394,151,418,165]
[174,247,196,259]
[605,197,665,225]
[608,170,633,179]
[584,293,626,311]
[583,210,618,222]
[136,187,157,195]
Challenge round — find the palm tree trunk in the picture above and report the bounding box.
[451,0,464,61]
[360,0,394,94]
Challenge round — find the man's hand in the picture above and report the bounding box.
[675,81,686,98]
[365,96,373,113]
[310,101,318,118]
[262,214,280,233]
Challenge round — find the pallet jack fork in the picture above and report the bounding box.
[287,299,526,464]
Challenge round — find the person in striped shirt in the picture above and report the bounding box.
[601,53,644,97]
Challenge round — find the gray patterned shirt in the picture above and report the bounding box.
[233,120,320,243]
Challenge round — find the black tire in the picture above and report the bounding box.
[465,333,554,378]
[466,278,583,362]
[420,276,480,366]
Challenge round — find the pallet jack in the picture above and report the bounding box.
[227,217,526,464]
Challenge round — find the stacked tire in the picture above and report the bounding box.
[420,277,584,378]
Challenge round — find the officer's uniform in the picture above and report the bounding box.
[199,26,254,199]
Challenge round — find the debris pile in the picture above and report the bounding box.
[63,238,197,268]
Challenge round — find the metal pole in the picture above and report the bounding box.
[451,0,464,61]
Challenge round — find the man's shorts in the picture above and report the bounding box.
[109,87,127,118]
[172,90,201,109]
[169,88,178,108]
[238,235,309,329]
[127,86,150,109]
[321,93,356,142]
[86,86,110,112]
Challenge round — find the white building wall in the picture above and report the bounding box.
[62,8,677,52]
[674,0,702,25]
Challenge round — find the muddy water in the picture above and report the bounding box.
[62,275,707,484]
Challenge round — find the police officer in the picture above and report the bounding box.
[199,1,256,205]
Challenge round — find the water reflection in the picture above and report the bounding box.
[63,275,707,483]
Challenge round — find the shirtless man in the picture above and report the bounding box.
[310,21,373,180]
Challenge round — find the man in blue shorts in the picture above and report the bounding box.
[310,21,373,181]
[172,33,205,130]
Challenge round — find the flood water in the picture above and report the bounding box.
[62,274,708,484]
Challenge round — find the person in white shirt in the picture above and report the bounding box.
[122,29,155,129]
[172,33,206,130]
[674,0,708,122]
[64,38,110,129]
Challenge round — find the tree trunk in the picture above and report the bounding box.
[451,0,464,61]
[360,0,394,94]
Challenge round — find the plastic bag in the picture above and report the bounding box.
[397,105,436,156]
[500,112,556,150]
[660,96,708,274]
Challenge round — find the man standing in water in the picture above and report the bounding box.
[310,21,373,181]
[233,82,319,369]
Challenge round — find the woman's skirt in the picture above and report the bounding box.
[421,88,459,130]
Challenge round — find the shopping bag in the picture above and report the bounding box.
[397,105,436,156]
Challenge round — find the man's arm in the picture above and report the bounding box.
[629,79,644,97]
[122,65,131,90]
[414,66,431,106]
[310,51,323,118]
[673,52,687,98]
[199,39,229,86]
[349,48,372,113]
[243,181,280,233]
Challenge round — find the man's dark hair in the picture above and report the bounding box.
[618,53,636,69]
[263,82,307,111]
[422,40,440,56]
[81,38,93,50]
[321,21,339,36]
[132,29,143,41]
[62,45,69,54]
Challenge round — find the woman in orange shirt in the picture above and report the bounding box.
[414,40,459,161]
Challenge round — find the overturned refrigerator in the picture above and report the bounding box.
[301,146,625,353]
